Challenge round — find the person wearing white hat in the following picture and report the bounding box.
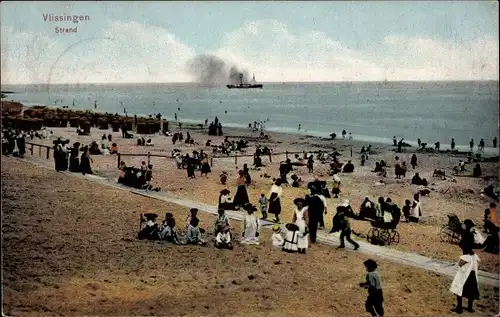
[271,225,284,247]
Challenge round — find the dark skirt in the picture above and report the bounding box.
[201,163,211,174]
[462,271,480,300]
[233,185,249,207]
[219,202,236,210]
[268,193,281,215]
[80,156,93,175]
[69,157,80,172]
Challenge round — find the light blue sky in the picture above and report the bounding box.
[1,1,498,83]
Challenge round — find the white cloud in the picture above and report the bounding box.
[1,19,498,84]
[1,21,195,85]
[214,20,498,82]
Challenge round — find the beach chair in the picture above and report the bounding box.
[439,213,462,244]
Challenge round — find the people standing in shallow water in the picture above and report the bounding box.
[469,139,474,152]
[80,146,93,175]
[233,170,250,208]
[267,179,283,223]
[451,138,456,151]
[493,137,497,148]
[479,138,485,152]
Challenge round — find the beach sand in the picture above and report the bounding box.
[3,157,499,316]
[24,122,499,274]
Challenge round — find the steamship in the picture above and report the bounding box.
[227,73,263,89]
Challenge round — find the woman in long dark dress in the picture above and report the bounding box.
[200,154,211,176]
[69,142,81,172]
[233,170,249,208]
[267,179,283,222]
[243,163,252,185]
[80,147,94,175]
[16,132,26,158]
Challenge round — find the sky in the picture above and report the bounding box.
[1,1,499,84]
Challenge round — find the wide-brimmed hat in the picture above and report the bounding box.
[220,189,230,195]
[272,225,281,233]
[463,219,475,228]
[285,223,299,231]
[293,198,306,206]
[243,203,257,212]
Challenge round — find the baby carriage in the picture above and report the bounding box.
[366,217,400,245]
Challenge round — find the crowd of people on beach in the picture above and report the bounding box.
[5,112,498,316]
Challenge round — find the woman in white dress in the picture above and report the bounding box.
[292,198,309,254]
[409,193,422,222]
[450,219,480,314]
[241,204,260,245]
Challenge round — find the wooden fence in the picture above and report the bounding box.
[26,142,53,159]
[117,150,325,169]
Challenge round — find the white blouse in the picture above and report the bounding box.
[268,184,282,199]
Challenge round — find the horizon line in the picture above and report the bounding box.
[1,79,499,86]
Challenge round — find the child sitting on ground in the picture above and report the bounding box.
[215,225,233,249]
[158,213,183,244]
[214,208,230,234]
[271,225,284,247]
[186,209,206,245]
[359,259,384,317]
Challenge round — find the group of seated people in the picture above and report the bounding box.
[138,204,263,249]
[137,136,154,146]
[372,160,387,177]
[138,208,207,245]
[411,173,428,186]
[86,134,119,155]
[118,161,161,191]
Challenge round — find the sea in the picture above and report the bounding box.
[2,81,499,154]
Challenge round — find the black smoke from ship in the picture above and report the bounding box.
[186,54,250,87]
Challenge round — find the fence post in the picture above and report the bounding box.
[30,144,34,155]
[46,147,50,159]
[269,153,272,163]
[147,152,151,166]
[39,145,42,157]
[117,153,121,168]
[210,156,213,167]
[234,153,237,165]
[350,146,353,157]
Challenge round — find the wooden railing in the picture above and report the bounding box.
[117,150,324,168]
[26,142,53,159]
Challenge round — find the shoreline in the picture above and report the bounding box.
[10,102,500,157]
